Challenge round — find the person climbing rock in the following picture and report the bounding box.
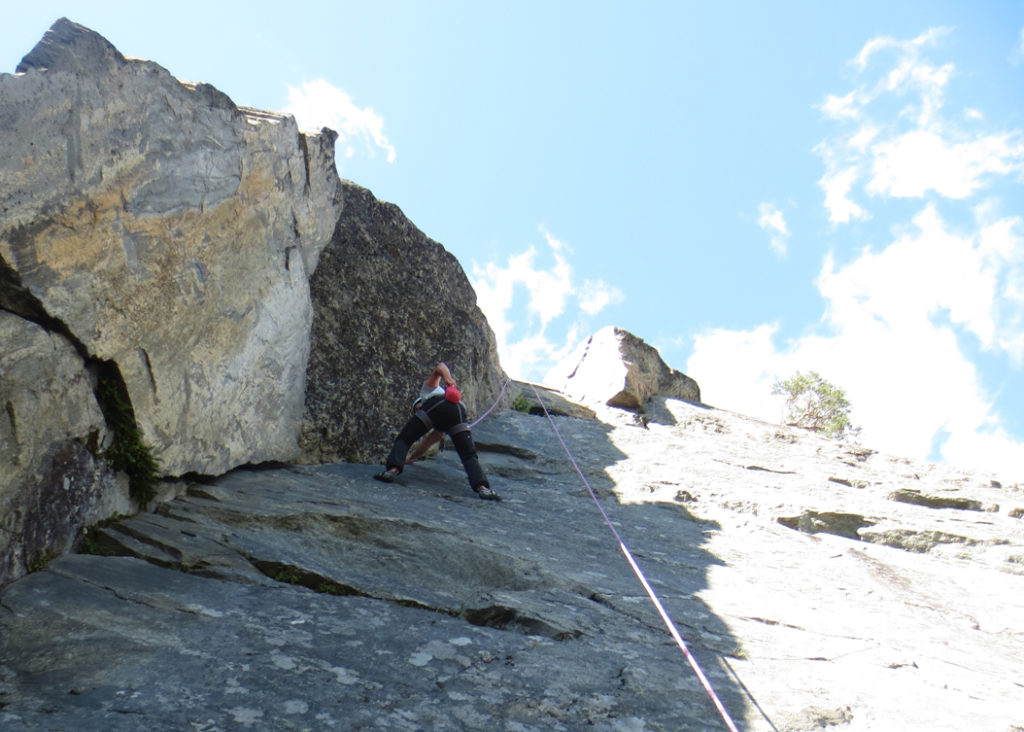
[374,362,500,501]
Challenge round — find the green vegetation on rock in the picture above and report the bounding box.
[772,370,860,441]
[96,368,161,506]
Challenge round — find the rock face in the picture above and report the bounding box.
[1,18,343,479]
[4,20,1022,731]
[547,325,701,409]
[0,313,131,582]
[301,180,508,463]
[0,19,505,583]
[1,398,1021,731]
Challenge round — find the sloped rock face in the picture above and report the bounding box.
[0,313,131,583]
[547,325,700,409]
[0,412,744,731]
[0,18,342,478]
[301,180,507,463]
[2,398,1022,731]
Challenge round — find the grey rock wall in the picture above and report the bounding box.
[0,313,131,584]
[301,180,507,464]
[0,18,506,584]
[0,18,343,479]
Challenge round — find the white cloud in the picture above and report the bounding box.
[866,130,1024,199]
[820,90,861,120]
[817,162,865,224]
[816,26,1024,221]
[687,203,1024,482]
[853,27,952,72]
[816,204,1006,350]
[757,203,790,256]
[976,208,1024,363]
[848,124,880,152]
[885,59,953,127]
[471,229,624,381]
[687,323,788,422]
[527,228,575,328]
[505,331,577,382]
[853,35,898,72]
[810,208,1023,477]
[284,78,396,164]
[541,226,569,253]
[944,423,1024,480]
[697,27,1024,482]
[579,279,625,316]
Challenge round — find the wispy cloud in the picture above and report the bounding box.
[579,279,625,315]
[284,79,396,164]
[817,163,866,224]
[820,90,861,120]
[851,27,953,74]
[814,27,1024,219]
[689,28,1024,482]
[757,202,790,256]
[470,228,623,381]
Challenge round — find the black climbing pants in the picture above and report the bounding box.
[385,398,490,490]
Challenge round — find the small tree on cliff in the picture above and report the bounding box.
[771,370,860,441]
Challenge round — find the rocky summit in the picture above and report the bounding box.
[2,393,1023,731]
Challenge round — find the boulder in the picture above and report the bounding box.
[0,18,342,478]
[545,325,700,410]
[508,380,597,420]
[0,312,130,584]
[300,180,507,463]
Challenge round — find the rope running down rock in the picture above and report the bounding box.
[520,382,741,732]
[467,378,740,731]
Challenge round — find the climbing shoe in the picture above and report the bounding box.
[373,470,397,483]
[474,485,501,501]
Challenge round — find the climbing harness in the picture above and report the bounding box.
[415,393,469,434]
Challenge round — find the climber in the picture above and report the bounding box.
[374,362,500,501]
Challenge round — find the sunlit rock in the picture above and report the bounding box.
[0,18,342,477]
[546,325,700,409]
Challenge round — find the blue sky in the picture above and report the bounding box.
[4,2,1023,481]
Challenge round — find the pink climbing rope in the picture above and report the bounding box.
[465,378,741,731]
[525,383,742,732]
[468,377,511,428]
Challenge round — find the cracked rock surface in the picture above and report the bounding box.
[2,399,1023,731]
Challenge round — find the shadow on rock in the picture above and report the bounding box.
[0,410,752,731]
